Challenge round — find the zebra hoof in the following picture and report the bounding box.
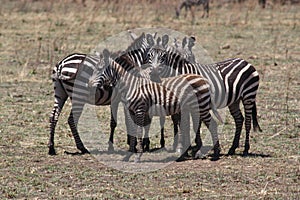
[227,148,236,156]
[143,146,150,152]
[128,147,137,153]
[108,143,114,152]
[80,148,90,154]
[210,156,220,161]
[211,151,220,161]
[253,125,263,132]
[212,148,221,159]
[122,152,133,162]
[242,151,249,157]
[176,151,189,162]
[176,148,183,155]
[194,150,206,159]
[134,153,142,163]
[48,147,56,155]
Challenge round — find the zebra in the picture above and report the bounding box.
[258,0,266,8]
[106,31,199,152]
[49,53,116,155]
[125,30,199,151]
[91,50,222,162]
[176,0,209,20]
[139,34,200,152]
[49,31,159,155]
[172,36,196,63]
[146,34,262,156]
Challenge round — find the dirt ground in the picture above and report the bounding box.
[0,0,299,199]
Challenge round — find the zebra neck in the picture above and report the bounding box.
[164,52,228,109]
[126,48,147,67]
[111,61,140,92]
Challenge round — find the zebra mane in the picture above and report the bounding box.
[170,36,196,63]
[125,31,159,54]
[125,32,147,52]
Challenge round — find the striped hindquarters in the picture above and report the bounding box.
[53,53,112,105]
[53,53,87,80]
[161,74,211,119]
[217,58,260,106]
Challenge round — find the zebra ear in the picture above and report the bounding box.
[102,49,110,65]
[162,34,169,48]
[146,34,155,46]
[128,29,137,40]
[182,37,187,48]
[190,36,196,42]
[188,36,196,50]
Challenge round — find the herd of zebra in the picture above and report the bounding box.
[176,0,268,20]
[176,0,300,20]
[49,31,262,162]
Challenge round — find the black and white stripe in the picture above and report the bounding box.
[93,52,220,162]
[48,32,158,155]
[147,35,262,156]
[49,53,114,155]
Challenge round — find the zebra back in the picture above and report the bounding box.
[147,39,260,108]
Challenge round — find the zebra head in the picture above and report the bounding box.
[124,32,157,67]
[126,32,157,53]
[146,34,169,74]
[90,49,117,88]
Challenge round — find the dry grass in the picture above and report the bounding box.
[0,0,299,199]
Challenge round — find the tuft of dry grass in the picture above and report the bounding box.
[0,0,299,199]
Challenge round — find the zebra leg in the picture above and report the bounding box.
[201,5,205,18]
[124,107,137,152]
[175,6,180,18]
[205,117,220,160]
[190,6,195,23]
[177,111,190,156]
[48,79,68,155]
[142,115,152,152]
[108,107,116,151]
[108,99,119,151]
[228,101,244,155]
[68,103,89,154]
[184,5,188,18]
[49,104,64,155]
[171,113,181,151]
[159,116,166,149]
[191,112,202,150]
[252,102,262,132]
[134,110,147,163]
[243,101,254,156]
[191,112,203,158]
[135,125,143,163]
[123,113,137,162]
[204,1,209,18]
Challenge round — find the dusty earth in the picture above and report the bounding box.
[0,0,299,199]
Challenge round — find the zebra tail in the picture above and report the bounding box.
[51,64,59,80]
[252,102,262,132]
[209,101,223,124]
[51,64,70,81]
[211,107,224,124]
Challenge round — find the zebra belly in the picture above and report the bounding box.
[195,69,228,109]
[147,104,179,117]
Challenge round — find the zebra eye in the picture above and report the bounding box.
[160,54,167,62]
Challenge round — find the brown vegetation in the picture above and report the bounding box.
[0,0,299,198]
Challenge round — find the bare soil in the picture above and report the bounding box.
[0,0,299,199]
